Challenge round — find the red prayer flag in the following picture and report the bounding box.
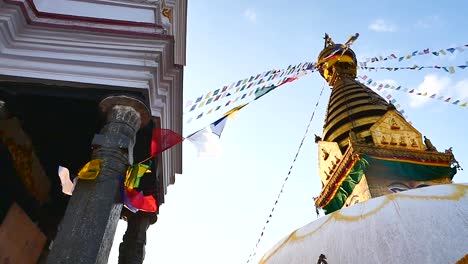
[150,128,184,157]
[125,188,158,212]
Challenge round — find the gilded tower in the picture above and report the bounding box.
[314,34,459,214]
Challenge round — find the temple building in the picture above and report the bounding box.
[0,0,186,263]
[259,34,467,264]
[314,36,459,214]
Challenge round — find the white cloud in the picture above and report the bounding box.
[369,19,397,32]
[243,8,257,23]
[408,74,468,108]
[415,15,441,29]
[454,79,468,99]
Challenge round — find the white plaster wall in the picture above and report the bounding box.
[33,0,156,23]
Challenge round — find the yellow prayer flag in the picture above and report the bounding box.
[205,92,212,99]
[78,159,104,180]
[460,102,467,107]
[224,104,247,120]
[449,67,455,74]
[198,100,206,108]
[125,164,151,190]
[207,108,213,114]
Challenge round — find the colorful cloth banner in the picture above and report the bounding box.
[360,62,468,73]
[184,61,313,112]
[150,128,184,157]
[186,127,222,157]
[77,159,104,180]
[123,188,158,212]
[184,62,314,124]
[360,44,467,65]
[359,75,468,108]
[125,163,152,190]
[210,116,228,138]
[359,77,411,121]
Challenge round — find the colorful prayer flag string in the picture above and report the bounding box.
[359,75,468,109]
[184,62,313,123]
[245,82,326,264]
[359,43,467,66]
[360,62,468,73]
[184,62,314,113]
[358,76,412,122]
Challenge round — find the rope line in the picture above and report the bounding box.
[245,82,327,263]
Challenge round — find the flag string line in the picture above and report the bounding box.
[358,75,468,108]
[245,82,326,263]
[359,43,468,65]
[360,63,468,73]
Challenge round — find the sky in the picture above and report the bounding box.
[110,1,468,263]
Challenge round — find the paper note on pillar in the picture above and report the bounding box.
[57,166,77,195]
[57,159,104,196]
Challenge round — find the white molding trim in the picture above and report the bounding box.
[0,0,184,194]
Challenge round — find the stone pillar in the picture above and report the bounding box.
[47,96,149,264]
[0,100,8,119]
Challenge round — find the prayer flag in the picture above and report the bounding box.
[78,159,104,180]
[187,127,221,158]
[124,188,157,212]
[150,128,184,157]
[125,164,151,190]
[210,116,228,138]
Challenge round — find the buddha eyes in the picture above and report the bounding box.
[389,187,407,193]
[388,182,430,193]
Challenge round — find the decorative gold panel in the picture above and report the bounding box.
[370,110,424,151]
[317,141,343,185]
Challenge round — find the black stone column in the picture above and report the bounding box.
[47,96,149,264]
[0,100,7,119]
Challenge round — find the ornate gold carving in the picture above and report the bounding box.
[390,118,400,130]
[370,110,424,151]
[321,148,329,160]
[399,136,407,146]
[381,135,388,144]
